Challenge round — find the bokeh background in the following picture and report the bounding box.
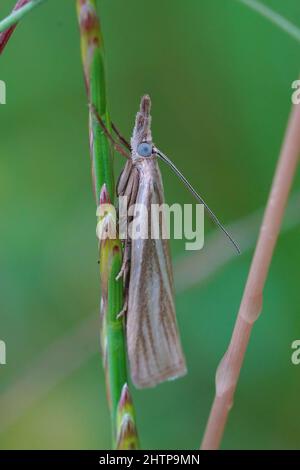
[1,0,300,450]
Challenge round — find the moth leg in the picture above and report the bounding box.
[117,160,133,199]
[116,238,131,281]
[112,122,131,151]
[117,295,128,319]
[90,105,130,159]
[116,240,131,318]
[116,162,138,318]
[116,168,137,281]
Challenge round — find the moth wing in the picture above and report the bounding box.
[127,167,187,388]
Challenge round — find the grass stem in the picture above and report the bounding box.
[76,0,139,449]
[0,0,46,34]
[201,95,300,450]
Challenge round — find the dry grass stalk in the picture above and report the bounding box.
[201,99,300,450]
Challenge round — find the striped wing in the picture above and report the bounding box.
[126,163,187,388]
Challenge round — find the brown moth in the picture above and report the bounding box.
[94,95,239,388]
[117,95,186,388]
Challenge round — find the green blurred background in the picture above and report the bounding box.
[1,0,300,450]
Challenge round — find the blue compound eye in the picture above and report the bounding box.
[137,142,152,157]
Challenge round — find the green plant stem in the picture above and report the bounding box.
[0,0,46,33]
[76,0,139,449]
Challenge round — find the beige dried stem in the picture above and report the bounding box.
[201,98,300,450]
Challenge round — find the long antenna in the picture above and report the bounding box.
[154,147,241,254]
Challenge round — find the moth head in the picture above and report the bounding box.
[131,95,155,160]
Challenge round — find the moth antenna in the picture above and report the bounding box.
[154,147,241,254]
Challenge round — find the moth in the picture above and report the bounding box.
[94,95,239,388]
